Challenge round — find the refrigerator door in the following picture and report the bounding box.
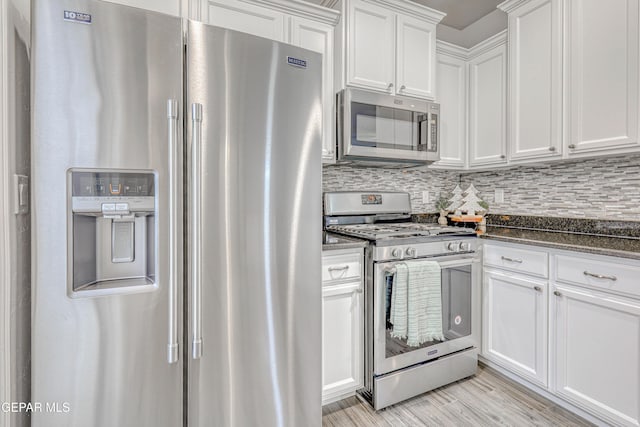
[186,22,322,427]
[32,1,183,426]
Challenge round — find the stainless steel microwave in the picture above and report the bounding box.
[336,88,440,165]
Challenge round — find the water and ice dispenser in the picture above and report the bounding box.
[69,170,156,292]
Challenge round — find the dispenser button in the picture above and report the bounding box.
[101,203,116,213]
[115,203,129,212]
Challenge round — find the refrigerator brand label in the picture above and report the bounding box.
[64,10,92,24]
[286,56,307,69]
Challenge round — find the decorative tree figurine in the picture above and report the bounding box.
[457,184,486,216]
[445,185,464,212]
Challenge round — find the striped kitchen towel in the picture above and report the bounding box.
[406,261,444,346]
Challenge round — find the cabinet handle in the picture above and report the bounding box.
[355,288,363,294]
[500,154,506,159]
[533,286,542,292]
[328,265,349,272]
[399,85,406,91]
[501,256,523,263]
[387,83,394,91]
[549,146,556,152]
[583,271,617,281]
[553,290,562,297]
[568,144,576,149]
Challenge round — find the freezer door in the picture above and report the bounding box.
[186,22,322,427]
[31,1,183,426]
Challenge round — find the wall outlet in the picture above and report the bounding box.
[422,191,429,204]
[494,188,504,204]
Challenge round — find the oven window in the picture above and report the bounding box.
[385,265,472,358]
[351,102,423,151]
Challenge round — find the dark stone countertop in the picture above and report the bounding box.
[322,232,368,251]
[482,226,640,261]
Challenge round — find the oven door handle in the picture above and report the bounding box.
[436,257,477,269]
[382,256,476,274]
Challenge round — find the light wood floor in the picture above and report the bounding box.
[322,364,593,426]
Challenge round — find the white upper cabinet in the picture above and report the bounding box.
[347,0,395,92]
[500,0,563,161]
[468,34,508,167]
[290,17,336,162]
[433,43,467,168]
[338,0,445,100]
[396,14,436,99]
[565,0,640,154]
[102,0,182,16]
[204,0,286,41]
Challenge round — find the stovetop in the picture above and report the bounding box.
[326,222,476,241]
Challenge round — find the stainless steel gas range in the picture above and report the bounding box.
[324,191,481,410]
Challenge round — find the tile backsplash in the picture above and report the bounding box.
[460,154,640,220]
[322,164,458,213]
[323,154,640,220]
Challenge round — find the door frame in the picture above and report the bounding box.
[0,0,11,424]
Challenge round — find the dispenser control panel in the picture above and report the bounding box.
[71,171,155,214]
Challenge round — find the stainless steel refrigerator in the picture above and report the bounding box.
[31,1,322,426]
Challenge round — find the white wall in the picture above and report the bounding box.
[1,1,30,426]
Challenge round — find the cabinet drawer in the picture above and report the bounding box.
[484,244,548,278]
[322,253,362,283]
[555,254,640,298]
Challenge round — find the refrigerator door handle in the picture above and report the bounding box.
[167,99,180,364]
[191,103,204,360]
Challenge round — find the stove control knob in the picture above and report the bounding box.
[459,242,471,252]
[391,248,402,258]
[447,242,459,252]
[405,247,417,257]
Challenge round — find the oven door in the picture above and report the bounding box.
[373,254,481,376]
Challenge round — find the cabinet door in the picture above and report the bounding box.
[102,0,181,16]
[347,0,395,92]
[552,285,640,426]
[508,0,563,160]
[566,0,639,154]
[290,17,336,163]
[433,52,467,168]
[322,281,363,404]
[483,270,547,387]
[468,44,508,166]
[205,0,285,41]
[396,15,436,100]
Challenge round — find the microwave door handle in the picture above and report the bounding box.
[419,113,430,151]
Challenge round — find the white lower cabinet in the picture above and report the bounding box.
[483,269,547,387]
[322,248,364,405]
[552,284,640,427]
[483,241,640,426]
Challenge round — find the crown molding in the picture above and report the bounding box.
[365,0,446,25]
[319,0,339,9]
[436,40,470,61]
[230,0,341,25]
[497,0,532,14]
[467,29,507,59]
